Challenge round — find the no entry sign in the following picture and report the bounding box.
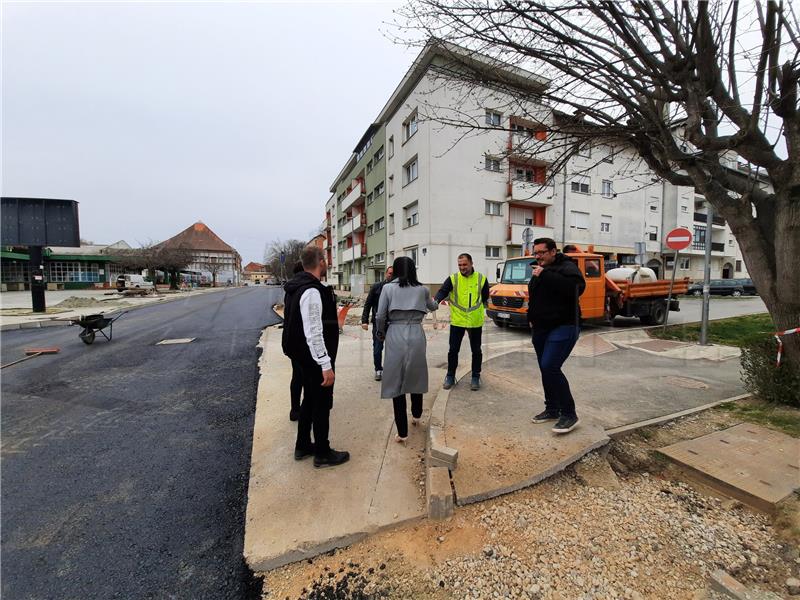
[666,227,692,251]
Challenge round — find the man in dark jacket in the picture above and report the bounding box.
[526,238,586,434]
[282,246,349,468]
[361,266,393,381]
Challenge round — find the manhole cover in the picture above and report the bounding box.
[661,375,709,389]
[156,338,195,345]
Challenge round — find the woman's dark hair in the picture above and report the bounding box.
[292,260,304,275]
[391,256,420,287]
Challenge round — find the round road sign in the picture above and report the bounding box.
[666,227,692,251]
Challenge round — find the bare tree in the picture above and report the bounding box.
[114,244,193,290]
[264,239,306,281]
[397,1,800,369]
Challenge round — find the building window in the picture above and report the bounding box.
[681,205,688,213]
[650,204,658,212]
[374,181,385,197]
[388,174,394,197]
[485,110,502,126]
[404,202,419,228]
[514,165,546,183]
[485,246,501,259]
[388,213,395,235]
[485,200,502,216]
[375,217,385,231]
[692,225,706,250]
[679,257,691,270]
[366,159,373,174]
[570,211,590,230]
[374,145,384,161]
[602,144,614,163]
[649,226,658,241]
[735,260,742,272]
[375,252,385,264]
[601,180,613,198]
[367,224,374,236]
[407,246,418,263]
[403,110,418,141]
[403,157,418,186]
[366,192,374,206]
[388,136,394,158]
[600,216,611,232]
[570,177,590,194]
[728,238,734,246]
[485,157,501,172]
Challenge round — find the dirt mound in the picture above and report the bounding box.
[55,296,106,308]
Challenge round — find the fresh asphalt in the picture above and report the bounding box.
[1,286,282,600]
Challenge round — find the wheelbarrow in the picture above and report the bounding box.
[69,312,127,345]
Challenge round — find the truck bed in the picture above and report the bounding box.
[610,277,690,298]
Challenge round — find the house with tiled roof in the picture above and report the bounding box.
[242,261,272,285]
[157,222,241,286]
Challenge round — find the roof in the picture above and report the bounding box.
[243,261,267,272]
[156,222,237,254]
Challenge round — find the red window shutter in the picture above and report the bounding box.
[535,129,547,141]
[534,167,546,184]
[534,207,546,226]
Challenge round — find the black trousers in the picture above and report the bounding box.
[447,325,483,377]
[289,359,303,413]
[393,394,423,438]
[295,361,334,457]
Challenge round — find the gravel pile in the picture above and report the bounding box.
[264,453,797,600]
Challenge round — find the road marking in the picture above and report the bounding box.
[156,338,196,345]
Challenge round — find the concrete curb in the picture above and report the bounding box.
[605,393,752,438]
[0,287,232,332]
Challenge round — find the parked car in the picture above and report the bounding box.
[686,278,755,297]
[116,274,154,291]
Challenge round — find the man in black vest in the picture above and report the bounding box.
[282,246,350,468]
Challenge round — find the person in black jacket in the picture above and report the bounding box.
[288,261,305,421]
[282,245,349,468]
[526,238,586,434]
[361,266,393,381]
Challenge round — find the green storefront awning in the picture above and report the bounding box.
[1,251,30,260]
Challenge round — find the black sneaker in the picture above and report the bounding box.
[314,449,350,468]
[294,444,315,460]
[443,374,455,390]
[552,415,579,434]
[531,410,559,424]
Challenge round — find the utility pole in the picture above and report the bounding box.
[699,203,713,345]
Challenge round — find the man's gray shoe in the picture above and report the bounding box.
[531,410,559,424]
[552,415,579,434]
[443,374,455,390]
[470,375,481,391]
[375,370,382,381]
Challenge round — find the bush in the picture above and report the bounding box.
[740,338,800,407]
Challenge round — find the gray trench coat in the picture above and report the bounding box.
[375,281,438,399]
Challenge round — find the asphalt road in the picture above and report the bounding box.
[1,286,282,600]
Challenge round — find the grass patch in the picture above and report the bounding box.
[650,313,774,347]
[716,399,800,437]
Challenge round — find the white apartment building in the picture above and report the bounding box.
[327,42,749,289]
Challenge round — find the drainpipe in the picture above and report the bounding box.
[561,167,568,245]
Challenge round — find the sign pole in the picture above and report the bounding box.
[29,245,46,313]
[663,249,679,331]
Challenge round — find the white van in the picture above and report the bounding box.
[116,274,155,291]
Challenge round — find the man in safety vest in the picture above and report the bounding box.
[435,253,490,391]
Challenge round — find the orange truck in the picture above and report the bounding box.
[486,248,690,327]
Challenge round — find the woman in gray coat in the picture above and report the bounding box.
[375,257,438,442]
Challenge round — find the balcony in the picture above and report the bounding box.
[341,180,365,212]
[507,223,554,244]
[509,179,554,206]
[340,218,355,238]
[693,212,726,227]
[353,212,367,233]
[340,243,367,263]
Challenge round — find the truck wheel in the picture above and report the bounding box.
[650,303,667,326]
[692,289,702,297]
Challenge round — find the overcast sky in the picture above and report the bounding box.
[1,1,417,263]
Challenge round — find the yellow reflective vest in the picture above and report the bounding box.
[448,271,486,328]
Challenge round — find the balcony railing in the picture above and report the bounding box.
[510,179,554,205]
[507,223,554,244]
[341,181,365,212]
[692,241,727,252]
[694,212,726,226]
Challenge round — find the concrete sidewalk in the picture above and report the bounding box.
[244,315,747,572]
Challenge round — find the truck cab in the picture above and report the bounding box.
[487,251,607,328]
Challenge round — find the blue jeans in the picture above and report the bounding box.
[372,327,384,371]
[531,325,579,418]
